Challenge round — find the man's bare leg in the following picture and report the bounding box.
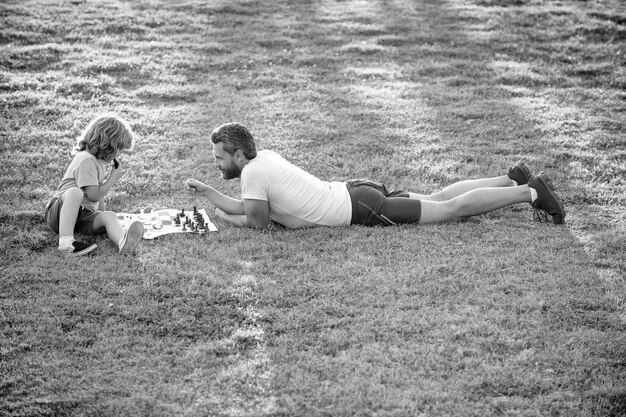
[418,185,532,224]
[409,175,515,201]
[409,161,531,202]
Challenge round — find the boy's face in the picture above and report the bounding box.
[107,145,134,163]
[104,152,117,163]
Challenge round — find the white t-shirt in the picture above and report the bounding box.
[51,151,108,211]
[240,150,352,228]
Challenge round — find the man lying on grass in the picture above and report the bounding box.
[186,122,565,229]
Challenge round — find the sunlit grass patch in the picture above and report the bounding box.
[133,84,202,102]
[0,43,68,71]
[338,39,387,55]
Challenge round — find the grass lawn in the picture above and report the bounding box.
[1,0,625,416]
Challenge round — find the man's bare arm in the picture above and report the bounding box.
[186,178,245,215]
[215,199,270,228]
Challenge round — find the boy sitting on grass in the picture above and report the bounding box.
[45,113,144,256]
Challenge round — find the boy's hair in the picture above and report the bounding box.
[210,122,257,160]
[75,114,134,160]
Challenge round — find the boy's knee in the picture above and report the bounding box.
[100,211,118,222]
[65,187,83,200]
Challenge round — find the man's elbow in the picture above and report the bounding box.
[247,217,269,229]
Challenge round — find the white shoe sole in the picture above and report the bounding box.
[119,221,144,255]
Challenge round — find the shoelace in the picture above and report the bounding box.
[532,205,549,223]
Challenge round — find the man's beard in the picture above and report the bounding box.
[221,165,241,180]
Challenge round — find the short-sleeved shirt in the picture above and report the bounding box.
[50,151,108,211]
[241,150,352,228]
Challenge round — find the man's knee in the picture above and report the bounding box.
[419,199,465,224]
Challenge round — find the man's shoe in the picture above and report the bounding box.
[119,220,144,255]
[60,240,97,257]
[508,161,532,185]
[528,173,566,224]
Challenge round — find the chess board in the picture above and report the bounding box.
[117,208,218,240]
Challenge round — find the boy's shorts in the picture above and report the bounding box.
[346,179,421,226]
[44,195,100,235]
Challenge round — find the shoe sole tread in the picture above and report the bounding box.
[120,221,144,255]
[530,175,565,224]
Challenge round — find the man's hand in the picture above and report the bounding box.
[186,179,212,196]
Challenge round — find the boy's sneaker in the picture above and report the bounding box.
[507,161,532,185]
[528,173,566,224]
[60,241,97,257]
[119,220,144,255]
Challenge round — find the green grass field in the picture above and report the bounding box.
[1,0,625,416]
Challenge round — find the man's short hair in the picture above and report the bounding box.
[211,122,257,159]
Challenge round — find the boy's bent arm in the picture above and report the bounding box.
[84,181,116,203]
[84,164,123,202]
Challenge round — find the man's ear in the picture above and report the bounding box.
[235,149,244,161]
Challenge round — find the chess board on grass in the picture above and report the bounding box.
[117,208,218,239]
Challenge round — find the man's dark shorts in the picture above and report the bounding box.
[346,179,421,226]
[45,195,100,235]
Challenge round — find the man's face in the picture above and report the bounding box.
[212,142,242,180]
